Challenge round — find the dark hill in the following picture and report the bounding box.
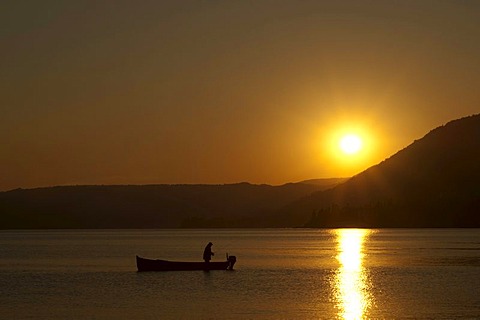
[0,180,341,229]
[299,178,348,187]
[279,114,480,227]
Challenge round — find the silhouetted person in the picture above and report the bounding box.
[203,242,214,264]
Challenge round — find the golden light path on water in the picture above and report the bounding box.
[333,229,373,320]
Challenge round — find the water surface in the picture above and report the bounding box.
[1,229,479,319]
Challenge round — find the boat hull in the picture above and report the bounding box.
[136,255,236,272]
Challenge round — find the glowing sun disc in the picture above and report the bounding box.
[339,135,362,154]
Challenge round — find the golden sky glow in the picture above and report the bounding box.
[1,1,479,190]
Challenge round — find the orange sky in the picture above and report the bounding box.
[1,1,479,191]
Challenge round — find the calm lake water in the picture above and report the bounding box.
[1,229,479,319]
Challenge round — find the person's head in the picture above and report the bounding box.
[208,242,213,247]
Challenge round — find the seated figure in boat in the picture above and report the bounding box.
[203,242,214,264]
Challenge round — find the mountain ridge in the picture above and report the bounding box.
[1,114,478,229]
[282,114,480,227]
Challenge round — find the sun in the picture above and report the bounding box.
[319,121,378,175]
[339,134,363,155]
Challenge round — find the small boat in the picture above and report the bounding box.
[136,254,237,272]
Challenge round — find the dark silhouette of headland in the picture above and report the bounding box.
[0,179,344,229]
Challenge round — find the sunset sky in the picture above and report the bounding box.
[1,1,479,191]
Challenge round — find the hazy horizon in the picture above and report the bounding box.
[1,176,350,192]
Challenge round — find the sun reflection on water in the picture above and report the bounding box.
[333,229,372,320]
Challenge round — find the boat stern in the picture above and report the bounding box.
[227,255,236,270]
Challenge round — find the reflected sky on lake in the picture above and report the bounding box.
[2,229,480,318]
[333,229,373,320]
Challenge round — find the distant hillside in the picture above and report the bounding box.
[277,114,480,227]
[298,178,348,188]
[0,180,338,229]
